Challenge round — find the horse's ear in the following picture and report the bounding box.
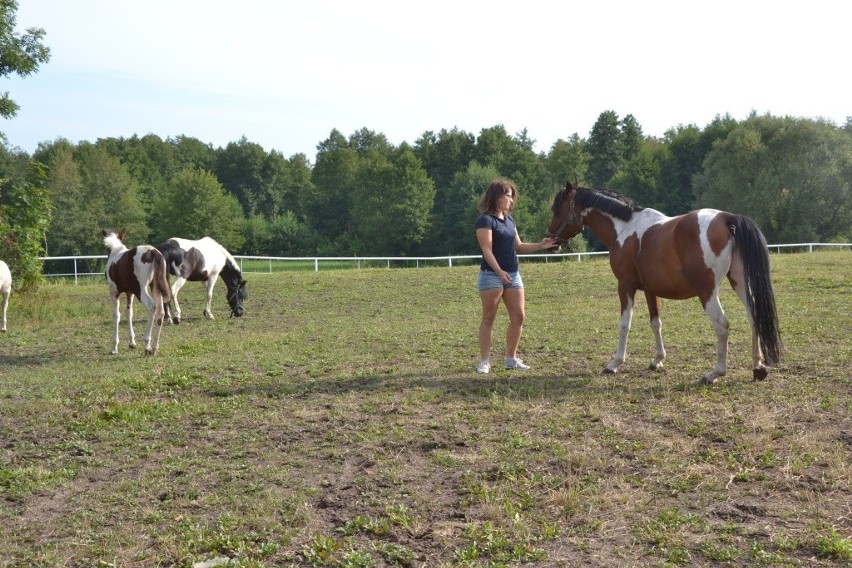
[101,229,108,237]
[118,228,126,241]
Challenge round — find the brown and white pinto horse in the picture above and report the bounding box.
[546,183,782,384]
[103,229,170,355]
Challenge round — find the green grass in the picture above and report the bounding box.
[1,251,850,566]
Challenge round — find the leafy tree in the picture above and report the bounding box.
[241,214,272,255]
[43,147,86,255]
[308,129,359,243]
[95,134,171,208]
[170,135,217,174]
[0,147,50,291]
[545,133,588,188]
[610,138,664,208]
[586,110,622,187]
[284,152,316,220]
[75,144,148,251]
[268,210,320,256]
[694,115,852,243]
[473,125,551,224]
[414,127,475,191]
[152,167,245,251]
[620,114,643,163]
[215,136,267,216]
[431,161,501,255]
[414,128,477,255]
[0,0,50,120]
[348,146,435,255]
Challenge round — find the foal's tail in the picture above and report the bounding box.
[730,215,782,365]
[151,251,171,311]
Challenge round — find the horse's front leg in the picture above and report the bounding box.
[700,291,729,384]
[126,294,136,349]
[1,290,8,333]
[203,278,216,319]
[170,276,188,324]
[646,292,666,370]
[604,290,635,373]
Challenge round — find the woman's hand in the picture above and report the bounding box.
[541,236,558,250]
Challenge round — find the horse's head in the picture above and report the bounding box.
[102,228,127,252]
[226,278,248,317]
[546,182,582,246]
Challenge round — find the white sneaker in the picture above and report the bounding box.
[477,360,491,374]
[504,357,530,370]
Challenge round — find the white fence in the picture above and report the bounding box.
[38,243,851,283]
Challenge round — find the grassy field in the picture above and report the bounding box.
[1,251,850,567]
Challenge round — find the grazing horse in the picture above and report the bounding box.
[0,260,10,333]
[156,237,247,324]
[103,229,170,355]
[546,182,781,384]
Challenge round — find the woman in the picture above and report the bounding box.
[475,178,557,373]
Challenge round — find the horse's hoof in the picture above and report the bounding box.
[753,367,769,381]
[172,317,180,324]
[602,367,617,374]
[128,344,136,350]
[145,348,156,356]
[699,375,717,385]
[109,350,117,355]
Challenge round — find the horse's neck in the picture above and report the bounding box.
[220,260,241,286]
[584,210,621,250]
[108,246,128,261]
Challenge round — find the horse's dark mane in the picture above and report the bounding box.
[579,188,641,221]
[220,261,242,289]
[552,186,641,222]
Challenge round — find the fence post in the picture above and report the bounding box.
[74,258,78,284]
[315,258,319,271]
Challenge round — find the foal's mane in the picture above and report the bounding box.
[553,186,641,222]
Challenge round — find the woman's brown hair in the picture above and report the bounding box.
[477,178,517,215]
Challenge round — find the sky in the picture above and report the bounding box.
[3,1,850,164]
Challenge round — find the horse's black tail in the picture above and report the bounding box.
[730,215,782,365]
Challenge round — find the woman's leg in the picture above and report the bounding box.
[501,288,526,359]
[479,288,504,360]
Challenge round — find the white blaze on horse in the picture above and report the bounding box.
[0,260,11,333]
[546,182,782,384]
[102,229,170,355]
[156,237,247,324]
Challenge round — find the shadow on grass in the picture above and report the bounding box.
[201,364,714,404]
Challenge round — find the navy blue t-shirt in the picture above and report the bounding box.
[476,213,519,272]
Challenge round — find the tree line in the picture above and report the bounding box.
[1,1,851,292]
[1,111,851,291]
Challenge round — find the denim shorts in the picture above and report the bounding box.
[477,269,524,291]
